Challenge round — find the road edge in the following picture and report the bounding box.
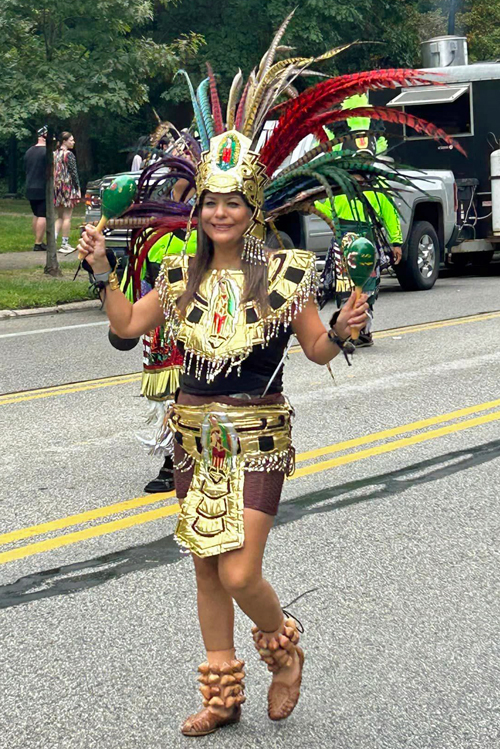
[0,299,101,319]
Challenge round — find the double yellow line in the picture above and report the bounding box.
[0,372,141,407]
[1,311,500,407]
[2,396,500,566]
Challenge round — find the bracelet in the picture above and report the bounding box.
[93,269,120,291]
[328,327,355,366]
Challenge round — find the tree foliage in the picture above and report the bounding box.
[460,0,500,61]
[158,0,422,106]
[0,0,203,138]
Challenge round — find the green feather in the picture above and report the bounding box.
[174,69,210,151]
[197,78,215,139]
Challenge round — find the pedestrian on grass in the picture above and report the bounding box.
[54,131,81,254]
[24,125,48,252]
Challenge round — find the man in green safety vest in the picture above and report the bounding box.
[316,94,403,347]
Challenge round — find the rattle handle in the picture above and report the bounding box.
[77,215,107,261]
[349,286,363,341]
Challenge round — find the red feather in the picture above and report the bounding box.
[234,78,251,131]
[129,218,196,301]
[207,63,224,135]
[261,69,441,174]
[311,106,467,156]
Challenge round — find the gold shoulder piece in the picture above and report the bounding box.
[156,254,189,325]
[265,249,318,328]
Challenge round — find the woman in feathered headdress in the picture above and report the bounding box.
[78,10,463,737]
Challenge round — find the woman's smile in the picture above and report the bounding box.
[211,223,233,232]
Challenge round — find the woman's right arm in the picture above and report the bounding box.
[78,224,165,338]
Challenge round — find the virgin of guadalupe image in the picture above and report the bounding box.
[209,424,227,472]
[208,277,239,349]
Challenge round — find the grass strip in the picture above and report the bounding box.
[0,263,93,309]
[0,199,85,254]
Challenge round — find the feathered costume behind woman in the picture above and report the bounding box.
[122,8,463,288]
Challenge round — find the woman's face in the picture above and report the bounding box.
[65,135,75,149]
[201,192,252,247]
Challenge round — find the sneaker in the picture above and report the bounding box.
[33,243,47,251]
[58,243,76,255]
[353,332,374,348]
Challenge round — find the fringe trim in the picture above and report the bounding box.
[140,367,181,400]
[244,447,295,476]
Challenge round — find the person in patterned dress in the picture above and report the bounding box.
[53,132,81,254]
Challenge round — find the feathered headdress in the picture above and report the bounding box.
[123,10,465,271]
[176,10,463,262]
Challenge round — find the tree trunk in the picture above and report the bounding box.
[7,136,18,196]
[44,130,61,277]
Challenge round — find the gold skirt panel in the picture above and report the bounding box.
[168,401,294,557]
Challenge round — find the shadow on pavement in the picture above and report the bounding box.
[2,437,500,610]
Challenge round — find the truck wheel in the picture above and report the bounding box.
[396,221,439,291]
[265,229,295,249]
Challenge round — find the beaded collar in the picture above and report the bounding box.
[156,249,318,382]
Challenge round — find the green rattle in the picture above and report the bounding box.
[343,236,377,341]
[78,175,137,260]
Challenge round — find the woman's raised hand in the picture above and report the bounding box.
[335,291,369,339]
[77,224,110,273]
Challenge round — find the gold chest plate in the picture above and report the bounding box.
[156,249,318,381]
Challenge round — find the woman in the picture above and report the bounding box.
[54,131,81,254]
[78,13,458,734]
[78,155,368,737]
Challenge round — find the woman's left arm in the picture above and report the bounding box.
[292,292,368,365]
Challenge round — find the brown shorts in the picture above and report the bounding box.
[173,391,287,516]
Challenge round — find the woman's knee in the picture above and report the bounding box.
[219,562,261,596]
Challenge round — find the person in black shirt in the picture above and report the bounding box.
[24,126,48,252]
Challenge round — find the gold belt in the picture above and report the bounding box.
[169,401,294,557]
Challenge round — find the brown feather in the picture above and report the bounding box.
[244,43,356,138]
[257,8,297,82]
[226,69,243,130]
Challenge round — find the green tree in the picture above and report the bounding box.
[157,0,423,106]
[0,0,203,171]
[0,0,202,272]
[460,0,500,61]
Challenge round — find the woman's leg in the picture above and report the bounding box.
[218,508,282,631]
[218,509,301,685]
[192,554,235,659]
[61,207,73,241]
[182,555,242,734]
[54,206,63,240]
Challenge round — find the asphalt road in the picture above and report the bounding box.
[0,267,499,749]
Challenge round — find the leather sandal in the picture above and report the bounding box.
[181,659,245,737]
[252,618,304,721]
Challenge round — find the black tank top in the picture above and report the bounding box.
[179,325,292,396]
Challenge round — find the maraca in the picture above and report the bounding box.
[343,235,377,340]
[78,175,137,260]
